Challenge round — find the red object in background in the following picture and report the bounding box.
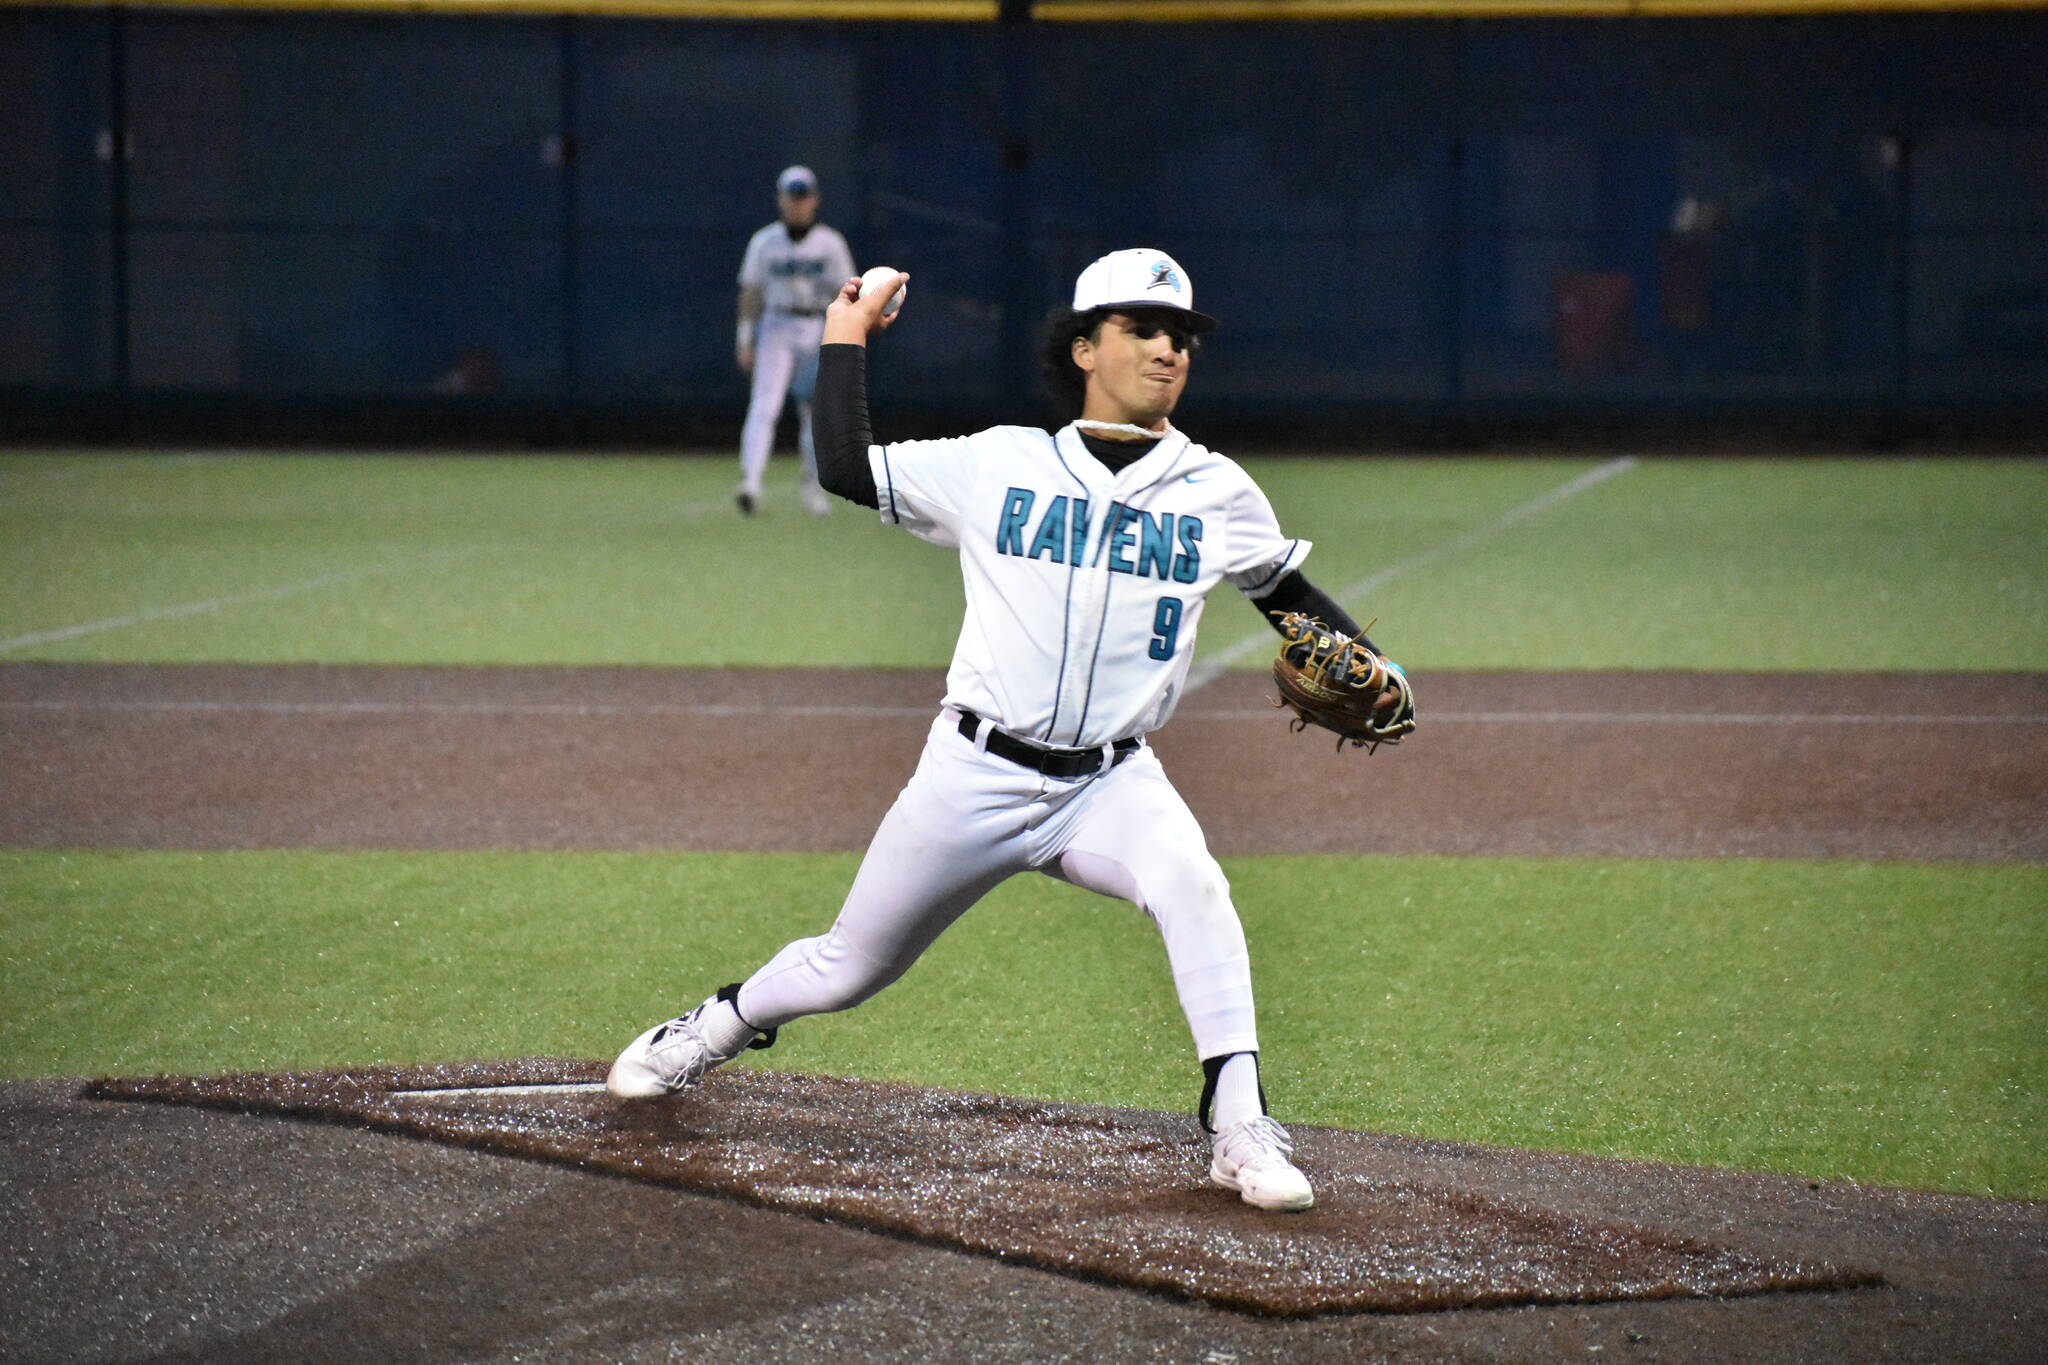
[1554,271,1638,376]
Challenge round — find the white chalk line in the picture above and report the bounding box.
[7,698,2042,726]
[1306,711,2044,726]
[6,698,943,719]
[390,1083,608,1099]
[0,487,747,655]
[1186,457,1641,694]
[0,548,490,655]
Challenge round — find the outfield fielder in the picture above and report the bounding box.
[612,249,1412,1211]
[734,165,856,517]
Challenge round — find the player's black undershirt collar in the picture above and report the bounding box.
[1078,431,1157,474]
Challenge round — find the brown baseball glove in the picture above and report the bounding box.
[1270,611,1417,753]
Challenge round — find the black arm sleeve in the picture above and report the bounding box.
[1253,570,1379,652]
[813,343,879,509]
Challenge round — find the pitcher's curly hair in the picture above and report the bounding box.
[1036,307,1104,419]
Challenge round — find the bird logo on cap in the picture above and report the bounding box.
[1148,260,1183,294]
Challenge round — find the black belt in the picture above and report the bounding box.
[956,709,1139,779]
[777,307,825,318]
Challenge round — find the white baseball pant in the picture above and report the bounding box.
[739,311,825,495]
[734,710,1261,1062]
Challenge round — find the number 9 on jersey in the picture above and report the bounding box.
[1149,596,1184,661]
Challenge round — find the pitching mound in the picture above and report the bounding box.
[84,1061,1877,1317]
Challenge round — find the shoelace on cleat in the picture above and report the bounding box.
[1218,1115,1296,1169]
[646,1012,714,1088]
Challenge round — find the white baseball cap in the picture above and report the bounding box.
[777,165,817,196]
[1071,248,1217,332]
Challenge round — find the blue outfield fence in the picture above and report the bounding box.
[2,8,2044,438]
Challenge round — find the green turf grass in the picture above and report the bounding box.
[4,452,2042,670]
[1196,455,2048,672]
[0,453,962,667]
[5,849,2039,1200]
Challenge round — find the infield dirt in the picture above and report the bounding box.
[4,662,2043,860]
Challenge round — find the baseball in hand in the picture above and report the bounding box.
[858,266,906,318]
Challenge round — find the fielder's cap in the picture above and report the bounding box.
[1072,248,1218,332]
[777,165,817,196]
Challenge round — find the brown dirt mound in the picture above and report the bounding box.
[84,1062,1877,1319]
[12,1072,2043,1363]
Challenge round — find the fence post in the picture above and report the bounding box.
[108,6,131,417]
[558,15,580,421]
[997,2,1036,418]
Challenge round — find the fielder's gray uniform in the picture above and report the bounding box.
[737,221,854,497]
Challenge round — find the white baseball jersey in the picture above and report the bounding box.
[738,222,854,316]
[871,422,1311,748]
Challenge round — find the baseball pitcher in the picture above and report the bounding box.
[612,249,1415,1211]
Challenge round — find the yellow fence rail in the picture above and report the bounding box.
[8,0,2044,18]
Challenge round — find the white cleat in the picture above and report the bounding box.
[1210,1115,1315,1211]
[606,999,743,1099]
[801,481,832,517]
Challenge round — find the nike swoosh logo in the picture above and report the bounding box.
[1183,473,1209,483]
